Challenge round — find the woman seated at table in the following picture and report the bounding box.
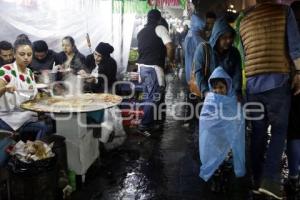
[0,39,48,141]
[84,42,117,132]
[52,36,88,95]
[85,42,117,93]
[55,36,87,80]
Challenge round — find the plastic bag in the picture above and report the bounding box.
[101,107,127,150]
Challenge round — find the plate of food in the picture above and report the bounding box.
[20,93,123,113]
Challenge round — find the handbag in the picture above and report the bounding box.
[188,42,210,97]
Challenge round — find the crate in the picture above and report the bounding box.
[121,108,144,127]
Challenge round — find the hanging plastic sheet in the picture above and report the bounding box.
[199,67,246,181]
[0,0,136,78]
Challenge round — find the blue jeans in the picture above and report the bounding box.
[247,83,291,184]
[287,139,300,177]
[139,67,161,128]
[0,119,47,140]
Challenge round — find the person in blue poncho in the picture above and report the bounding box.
[184,14,205,85]
[183,12,216,132]
[184,12,216,85]
[199,66,246,183]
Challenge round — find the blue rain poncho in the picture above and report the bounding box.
[183,14,205,84]
[199,67,245,181]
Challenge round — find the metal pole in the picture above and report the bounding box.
[121,0,124,68]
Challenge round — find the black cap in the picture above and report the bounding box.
[95,42,114,56]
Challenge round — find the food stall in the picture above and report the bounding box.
[20,93,122,176]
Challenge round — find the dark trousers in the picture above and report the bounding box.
[0,119,47,141]
[287,95,300,177]
[287,139,300,177]
[247,83,291,184]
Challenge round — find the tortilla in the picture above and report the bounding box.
[21,93,122,113]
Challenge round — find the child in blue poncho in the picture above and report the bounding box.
[199,67,246,185]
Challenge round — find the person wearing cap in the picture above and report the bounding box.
[85,42,117,93]
[136,9,175,135]
[30,40,58,72]
[84,42,117,135]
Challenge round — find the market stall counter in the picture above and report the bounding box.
[20,93,122,176]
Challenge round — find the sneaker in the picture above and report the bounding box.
[136,129,151,137]
[252,189,261,195]
[137,126,151,137]
[251,178,261,195]
[182,122,190,127]
[252,183,261,195]
[258,179,283,200]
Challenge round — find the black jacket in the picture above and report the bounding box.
[85,54,117,93]
[56,51,86,80]
[30,50,58,72]
[137,24,166,68]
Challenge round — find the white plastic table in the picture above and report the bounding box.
[21,93,122,175]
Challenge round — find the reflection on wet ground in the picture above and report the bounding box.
[70,75,293,200]
[71,75,211,200]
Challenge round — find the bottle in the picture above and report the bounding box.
[68,170,76,192]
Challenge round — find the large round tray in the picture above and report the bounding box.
[20,93,122,113]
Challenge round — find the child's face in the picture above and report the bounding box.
[212,81,227,95]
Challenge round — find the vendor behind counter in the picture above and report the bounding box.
[0,39,48,141]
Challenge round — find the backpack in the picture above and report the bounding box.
[188,42,211,97]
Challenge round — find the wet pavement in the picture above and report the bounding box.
[70,75,286,200]
[71,75,218,200]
